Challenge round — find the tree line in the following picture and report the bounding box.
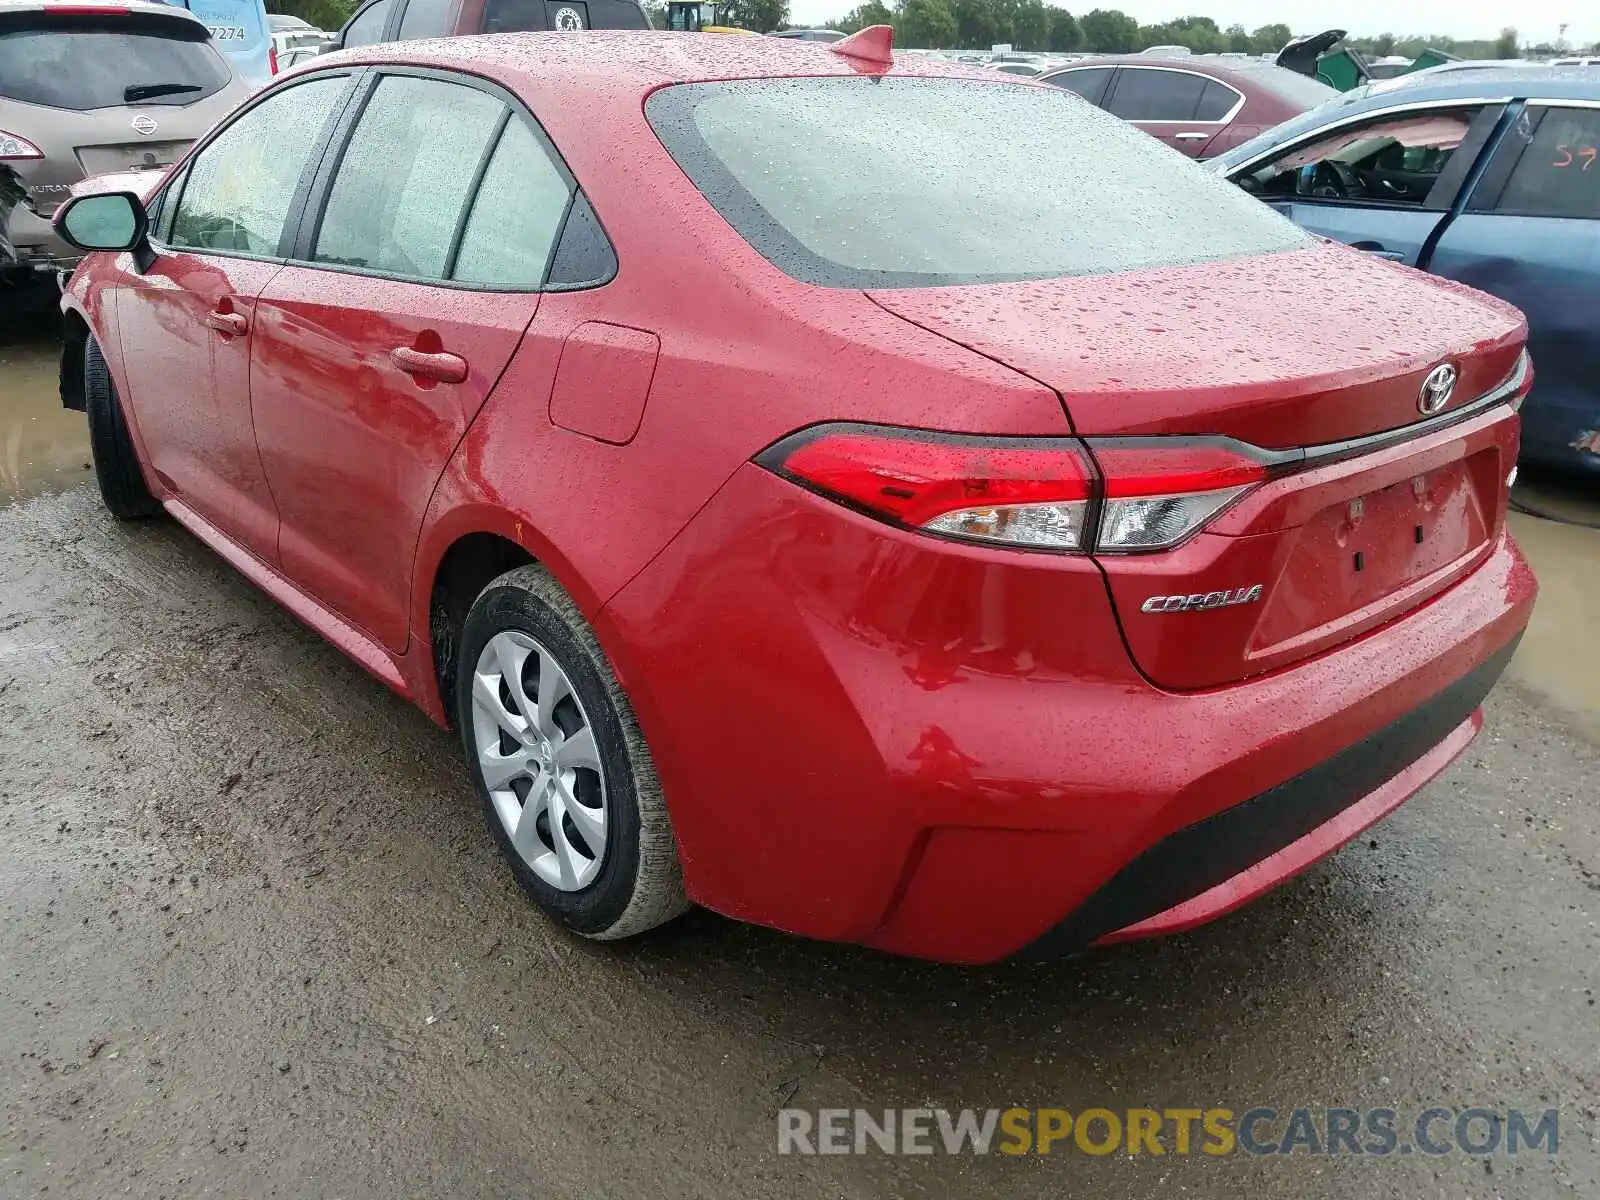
[266,0,1598,59]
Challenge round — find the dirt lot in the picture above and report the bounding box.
[2,322,1598,1199]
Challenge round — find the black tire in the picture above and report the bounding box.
[456,564,689,940]
[83,335,159,520]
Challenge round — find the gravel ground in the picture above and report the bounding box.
[1,332,1597,1198]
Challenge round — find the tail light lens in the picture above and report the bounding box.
[760,427,1095,550]
[1087,439,1270,552]
[0,130,43,160]
[269,44,280,74]
[758,424,1272,554]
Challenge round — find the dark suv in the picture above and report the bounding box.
[332,0,649,49]
[0,0,251,304]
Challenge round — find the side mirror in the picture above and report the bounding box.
[56,191,147,253]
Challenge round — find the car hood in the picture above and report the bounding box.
[868,242,1526,449]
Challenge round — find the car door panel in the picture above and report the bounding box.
[1434,103,1600,470]
[1104,67,1224,157]
[1428,213,1599,466]
[246,71,572,651]
[116,253,284,556]
[112,72,357,559]
[1263,202,1444,265]
[249,274,538,650]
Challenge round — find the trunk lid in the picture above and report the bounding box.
[871,243,1529,689]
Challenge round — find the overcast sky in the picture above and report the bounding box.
[785,0,1598,47]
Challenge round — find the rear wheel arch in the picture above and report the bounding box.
[427,531,538,724]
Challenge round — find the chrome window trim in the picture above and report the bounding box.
[1524,97,1600,109]
[1223,96,1513,179]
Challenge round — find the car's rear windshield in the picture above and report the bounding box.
[646,77,1310,288]
[1245,65,1340,109]
[0,17,230,110]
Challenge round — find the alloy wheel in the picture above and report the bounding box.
[470,630,608,891]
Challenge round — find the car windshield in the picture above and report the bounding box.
[0,22,230,110]
[647,77,1310,288]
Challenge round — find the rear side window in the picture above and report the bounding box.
[0,19,229,110]
[1489,107,1600,219]
[1195,80,1240,122]
[647,77,1308,288]
[313,75,505,279]
[453,118,573,287]
[1106,69,1208,121]
[1041,67,1112,105]
[168,75,351,255]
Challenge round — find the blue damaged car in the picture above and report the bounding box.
[1212,67,1600,474]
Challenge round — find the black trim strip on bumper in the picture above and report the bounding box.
[1019,635,1521,958]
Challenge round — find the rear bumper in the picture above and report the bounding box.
[1024,637,1515,956]
[597,465,1537,964]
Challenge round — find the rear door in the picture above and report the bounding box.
[1226,101,1503,264]
[1428,101,1600,470]
[1102,66,1238,157]
[250,70,575,650]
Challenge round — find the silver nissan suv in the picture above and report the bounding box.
[0,0,252,306]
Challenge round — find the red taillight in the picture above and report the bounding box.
[761,426,1095,550]
[269,44,279,73]
[760,425,1274,554]
[1088,440,1270,497]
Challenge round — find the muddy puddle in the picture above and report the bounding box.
[0,316,93,503]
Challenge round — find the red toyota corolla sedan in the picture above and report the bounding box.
[53,28,1536,963]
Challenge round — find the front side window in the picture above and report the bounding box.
[1236,107,1482,207]
[0,19,229,110]
[1105,69,1210,122]
[1489,107,1600,219]
[647,77,1308,289]
[168,76,351,255]
[313,75,505,279]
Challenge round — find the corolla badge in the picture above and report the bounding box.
[1141,585,1263,614]
[553,6,585,29]
[131,114,158,136]
[1418,362,1458,415]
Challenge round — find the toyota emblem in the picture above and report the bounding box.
[1417,363,1457,416]
[131,114,158,137]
